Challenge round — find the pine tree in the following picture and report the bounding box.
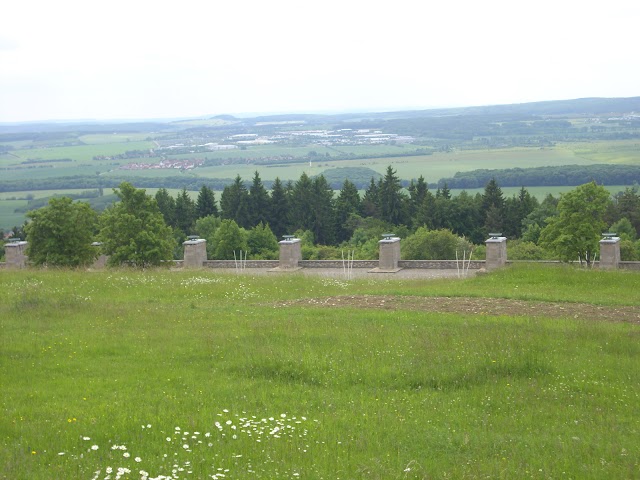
[360,177,380,218]
[481,177,505,234]
[289,172,314,233]
[268,177,290,239]
[155,188,176,228]
[248,171,270,226]
[408,175,428,228]
[195,185,218,219]
[311,175,336,245]
[335,179,362,243]
[220,175,251,228]
[174,188,197,235]
[379,166,408,226]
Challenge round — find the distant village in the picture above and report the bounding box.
[116,128,414,171]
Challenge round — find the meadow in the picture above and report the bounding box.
[1,265,639,479]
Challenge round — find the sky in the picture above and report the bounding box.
[1,0,639,123]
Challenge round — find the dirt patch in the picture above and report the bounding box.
[279,295,640,324]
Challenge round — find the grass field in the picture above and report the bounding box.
[161,147,598,184]
[561,140,640,164]
[1,265,639,479]
[0,199,29,230]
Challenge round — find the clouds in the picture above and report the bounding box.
[1,0,639,122]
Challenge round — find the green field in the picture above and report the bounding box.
[2,141,155,163]
[149,146,600,184]
[562,140,640,164]
[1,265,639,479]
[0,199,29,230]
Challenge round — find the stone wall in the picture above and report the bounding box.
[203,260,279,269]
[198,259,485,270]
[619,261,640,271]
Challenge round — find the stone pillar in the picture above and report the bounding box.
[278,237,302,270]
[485,235,507,271]
[90,242,109,268]
[377,236,401,271]
[183,238,207,268]
[599,236,620,270]
[5,241,28,269]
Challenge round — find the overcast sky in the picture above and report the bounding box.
[1,0,639,123]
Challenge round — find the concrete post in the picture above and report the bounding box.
[277,237,302,270]
[183,238,207,268]
[485,235,507,271]
[376,236,402,272]
[5,241,28,269]
[599,236,620,270]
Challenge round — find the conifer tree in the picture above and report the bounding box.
[248,171,270,226]
[335,179,361,243]
[155,188,176,227]
[220,175,251,228]
[195,185,218,219]
[311,175,336,245]
[289,172,314,233]
[268,177,290,239]
[379,166,408,226]
[360,177,380,218]
[174,188,196,235]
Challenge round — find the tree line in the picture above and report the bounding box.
[437,164,640,189]
[4,166,640,267]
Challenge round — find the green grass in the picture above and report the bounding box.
[3,141,155,164]
[562,140,640,164]
[170,146,597,184]
[0,199,29,229]
[1,265,639,479]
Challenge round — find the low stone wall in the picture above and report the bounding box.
[203,260,279,269]
[197,259,486,270]
[399,260,485,269]
[619,261,640,271]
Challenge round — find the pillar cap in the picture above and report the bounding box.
[279,236,300,244]
[183,238,206,245]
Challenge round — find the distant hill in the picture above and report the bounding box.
[3,97,639,134]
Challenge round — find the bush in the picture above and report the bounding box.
[508,240,553,261]
[620,239,640,261]
[402,228,465,260]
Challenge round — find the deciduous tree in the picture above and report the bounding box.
[99,182,175,267]
[539,182,611,265]
[25,197,98,267]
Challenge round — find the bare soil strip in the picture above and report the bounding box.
[279,295,640,324]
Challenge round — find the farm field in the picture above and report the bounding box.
[561,140,640,164]
[133,147,597,183]
[2,141,155,164]
[0,199,29,230]
[2,137,639,188]
[1,265,639,479]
